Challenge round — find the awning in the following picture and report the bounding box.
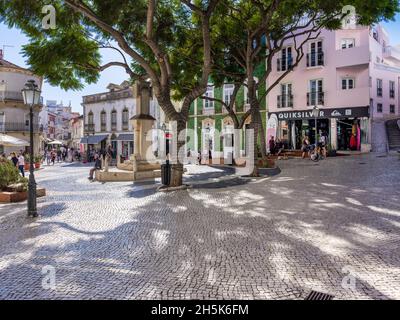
[48,140,63,145]
[87,134,108,145]
[0,134,29,147]
[80,137,88,144]
[115,134,134,141]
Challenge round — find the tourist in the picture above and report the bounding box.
[17,152,25,177]
[301,136,310,159]
[88,153,102,181]
[269,136,276,155]
[10,153,18,167]
[319,131,328,158]
[275,138,284,156]
[51,150,56,165]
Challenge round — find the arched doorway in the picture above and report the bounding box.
[202,118,215,162]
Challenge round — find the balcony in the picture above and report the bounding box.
[306,52,324,68]
[336,45,370,69]
[307,92,324,106]
[383,46,400,62]
[100,124,107,132]
[0,122,41,133]
[277,57,293,72]
[277,94,293,108]
[0,91,44,105]
[111,122,117,131]
[85,124,95,133]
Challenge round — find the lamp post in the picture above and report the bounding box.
[312,105,319,146]
[22,80,41,218]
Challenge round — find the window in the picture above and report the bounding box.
[88,111,94,124]
[278,47,293,71]
[204,86,214,109]
[100,110,107,131]
[390,104,395,113]
[223,84,234,106]
[308,79,324,105]
[342,78,355,90]
[389,81,395,98]
[377,103,383,113]
[307,40,324,67]
[122,108,129,130]
[341,39,355,49]
[377,79,383,97]
[278,83,293,108]
[111,109,117,130]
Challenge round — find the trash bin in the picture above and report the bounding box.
[161,160,171,186]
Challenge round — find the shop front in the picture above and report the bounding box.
[269,106,370,152]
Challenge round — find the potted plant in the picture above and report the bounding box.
[24,154,30,171]
[34,155,42,169]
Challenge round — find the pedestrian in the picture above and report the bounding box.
[88,153,102,181]
[275,138,284,156]
[11,152,19,167]
[17,152,25,177]
[197,149,202,165]
[51,151,56,165]
[301,136,310,159]
[269,136,276,155]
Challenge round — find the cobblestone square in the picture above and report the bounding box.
[0,154,399,300]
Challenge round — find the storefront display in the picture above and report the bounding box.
[269,106,370,151]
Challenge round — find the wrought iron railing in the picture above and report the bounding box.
[0,122,41,132]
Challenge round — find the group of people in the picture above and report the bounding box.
[268,136,285,156]
[1,151,27,177]
[301,131,328,159]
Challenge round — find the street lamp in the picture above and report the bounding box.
[22,80,41,218]
[312,105,319,146]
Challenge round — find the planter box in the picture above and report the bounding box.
[35,163,41,169]
[0,188,46,203]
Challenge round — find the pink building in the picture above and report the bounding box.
[267,24,400,153]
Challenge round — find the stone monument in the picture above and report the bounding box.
[130,81,161,181]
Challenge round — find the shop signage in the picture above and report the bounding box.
[270,106,369,121]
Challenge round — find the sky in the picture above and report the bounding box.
[1,13,400,114]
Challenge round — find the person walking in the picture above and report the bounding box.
[11,152,19,167]
[17,152,25,177]
[301,136,310,159]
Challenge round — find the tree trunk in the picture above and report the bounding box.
[169,118,186,187]
[250,107,259,177]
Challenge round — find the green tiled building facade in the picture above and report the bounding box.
[186,64,268,159]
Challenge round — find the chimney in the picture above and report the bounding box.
[0,49,3,60]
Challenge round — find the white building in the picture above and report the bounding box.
[0,49,43,155]
[82,81,166,162]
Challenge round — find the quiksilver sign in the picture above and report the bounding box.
[270,106,369,120]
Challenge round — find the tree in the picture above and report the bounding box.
[0,0,220,187]
[202,0,399,176]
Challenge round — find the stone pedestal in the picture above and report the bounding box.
[130,81,161,181]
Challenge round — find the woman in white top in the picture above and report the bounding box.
[18,153,25,177]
